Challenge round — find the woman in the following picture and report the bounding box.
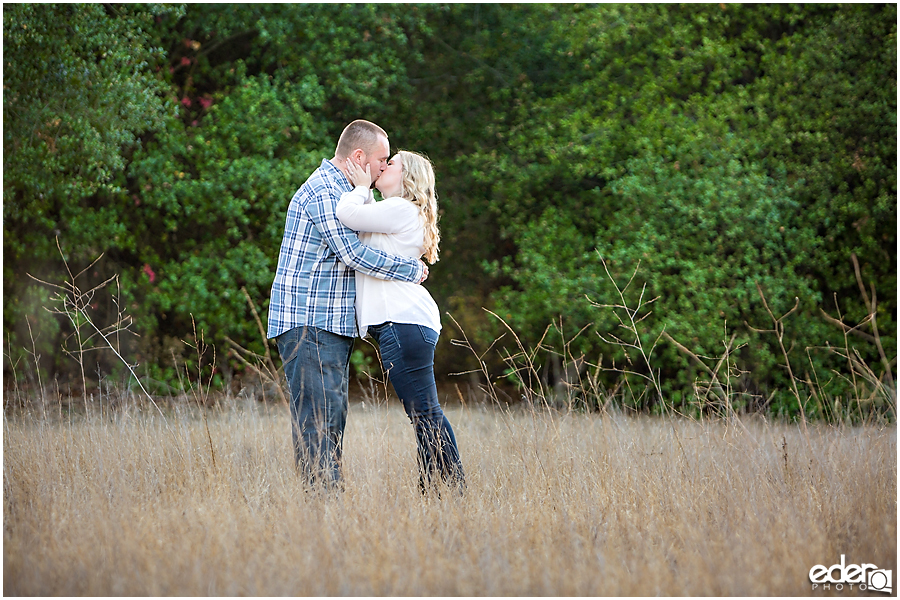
[336,150,465,493]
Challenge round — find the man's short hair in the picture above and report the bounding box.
[335,120,388,158]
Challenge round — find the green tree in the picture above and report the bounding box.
[3,4,893,419]
[472,4,896,413]
[3,3,179,377]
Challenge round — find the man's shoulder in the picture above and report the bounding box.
[289,161,334,204]
[306,160,346,189]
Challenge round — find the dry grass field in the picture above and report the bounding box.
[3,391,896,596]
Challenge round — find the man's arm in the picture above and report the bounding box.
[308,180,425,283]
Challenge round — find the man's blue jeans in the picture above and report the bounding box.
[276,326,353,486]
[369,322,464,491]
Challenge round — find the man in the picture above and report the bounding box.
[268,119,426,487]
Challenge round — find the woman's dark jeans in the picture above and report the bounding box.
[370,322,464,491]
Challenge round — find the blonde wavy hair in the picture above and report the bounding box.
[397,150,441,264]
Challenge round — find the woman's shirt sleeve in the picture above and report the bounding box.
[336,186,419,234]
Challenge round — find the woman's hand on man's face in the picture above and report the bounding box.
[346,158,372,189]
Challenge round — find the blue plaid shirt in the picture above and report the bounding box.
[267,159,425,339]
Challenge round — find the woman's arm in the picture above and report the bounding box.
[305,179,425,283]
[336,189,418,234]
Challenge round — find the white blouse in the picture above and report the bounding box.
[335,185,441,338]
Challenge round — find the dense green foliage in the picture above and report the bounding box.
[4,3,173,371]
[4,4,895,418]
[472,4,896,416]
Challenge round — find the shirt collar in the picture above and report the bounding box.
[323,158,352,191]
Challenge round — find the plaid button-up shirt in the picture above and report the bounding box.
[267,159,424,339]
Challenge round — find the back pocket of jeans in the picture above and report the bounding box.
[416,325,439,346]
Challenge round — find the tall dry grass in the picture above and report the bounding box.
[3,391,896,596]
